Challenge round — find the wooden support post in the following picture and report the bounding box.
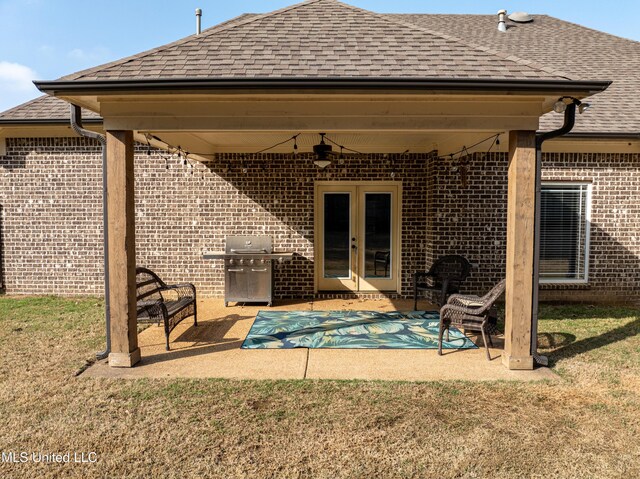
[106,130,140,368]
[502,130,536,370]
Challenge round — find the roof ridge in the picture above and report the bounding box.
[334,1,573,80]
[65,0,325,81]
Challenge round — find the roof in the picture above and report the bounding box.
[389,14,640,133]
[1,0,637,134]
[0,95,100,123]
[58,0,566,81]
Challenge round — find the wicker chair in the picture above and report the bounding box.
[438,279,505,360]
[135,267,198,351]
[413,255,472,309]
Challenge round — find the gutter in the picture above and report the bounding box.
[560,131,640,140]
[531,99,581,367]
[0,118,103,126]
[70,104,111,361]
[34,77,612,95]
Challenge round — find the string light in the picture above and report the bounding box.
[323,135,365,156]
[437,133,503,162]
[254,134,300,155]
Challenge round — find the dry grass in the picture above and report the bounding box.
[0,297,639,478]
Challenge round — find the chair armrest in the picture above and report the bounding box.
[162,283,196,300]
[441,303,488,318]
[441,300,492,316]
[414,271,435,282]
[447,293,483,307]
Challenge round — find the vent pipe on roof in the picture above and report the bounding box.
[497,9,507,32]
[196,8,202,35]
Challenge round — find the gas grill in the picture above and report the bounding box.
[203,236,294,306]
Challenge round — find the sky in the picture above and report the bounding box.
[1,0,639,113]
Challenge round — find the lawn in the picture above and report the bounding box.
[0,297,639,478]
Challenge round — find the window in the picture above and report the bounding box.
[540,183,591,283]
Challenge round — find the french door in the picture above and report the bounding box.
[315,183,401,292]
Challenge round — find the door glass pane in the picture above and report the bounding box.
[364,193,392,279]
[324,193,351,278]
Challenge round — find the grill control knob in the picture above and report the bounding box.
[240,259,245,265]
[261,259,266,265]
[250,259,255,265]
[229,258,235,266]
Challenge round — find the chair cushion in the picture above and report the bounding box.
[456,296,483,307]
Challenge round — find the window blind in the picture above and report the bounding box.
[540,184,590,281]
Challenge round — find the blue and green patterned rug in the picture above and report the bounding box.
[241,310,478,349]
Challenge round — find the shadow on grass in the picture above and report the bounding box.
[541,318,640,366]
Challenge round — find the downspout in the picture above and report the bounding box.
[70,104,110,360]
[532,98,581,366]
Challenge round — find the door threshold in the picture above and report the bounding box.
[315,291,402,300]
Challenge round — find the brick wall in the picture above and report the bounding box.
[1,137,639,302]
[0,138,430,298]
[428,151,640,301]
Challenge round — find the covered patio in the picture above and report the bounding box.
[33,0,610,373]
[34,78,607,373]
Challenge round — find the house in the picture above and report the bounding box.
[0,0,637,369]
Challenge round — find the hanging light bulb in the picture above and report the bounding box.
[553,100,567,114]
[293,137,298,157]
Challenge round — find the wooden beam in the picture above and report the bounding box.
[103,115,539,132]
[106,130,140,368]
[502,130,536,370]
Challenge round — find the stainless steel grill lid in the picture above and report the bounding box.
[225,235,273,254]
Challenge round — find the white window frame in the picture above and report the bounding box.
[539,182,592,284]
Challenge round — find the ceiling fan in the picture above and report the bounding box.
[312,133,365,168]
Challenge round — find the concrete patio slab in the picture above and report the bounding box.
[305,348,557,382]
[83,298,558,382]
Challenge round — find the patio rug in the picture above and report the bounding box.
[241,310,478,349]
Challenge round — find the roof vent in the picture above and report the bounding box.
[508,12,534,23]
[497,9,507,32]
[196,8,202,35]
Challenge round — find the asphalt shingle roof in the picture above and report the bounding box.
[61,0,568,81]
[1,0,638,135]
[390,14,640,134]
[0,95,100,122]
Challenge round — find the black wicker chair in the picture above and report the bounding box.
[413,255,472,309]
[439,279,505,360]
[374,251,391,276]
[135,267,197,351]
